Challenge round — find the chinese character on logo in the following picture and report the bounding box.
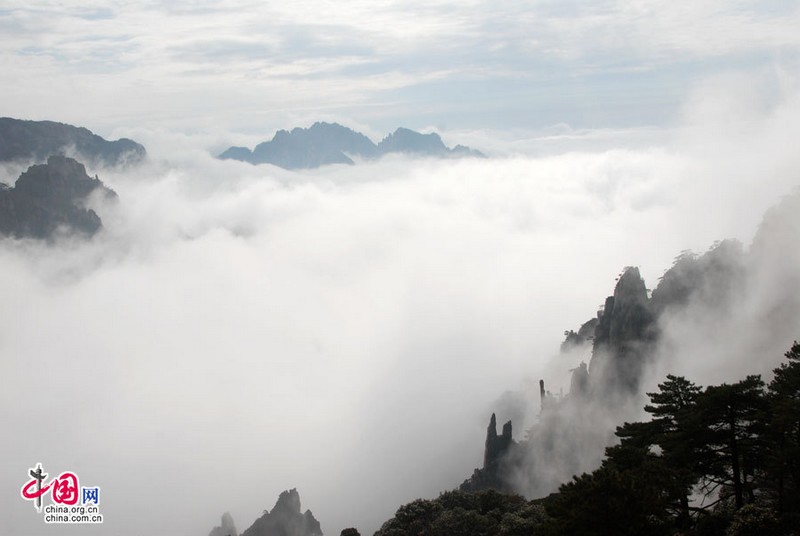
[51,472,80,505]
[21,464,50,512]
[82,487,100,505]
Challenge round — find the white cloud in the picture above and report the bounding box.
[1,0,800,532]
[2,1,799,133]
[2,67,800,535]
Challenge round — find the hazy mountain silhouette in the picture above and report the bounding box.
[208,512,238,536]
[0,117,146,167]
[219,122,484,169]
[239,489,323,536]
[0,155,116,239]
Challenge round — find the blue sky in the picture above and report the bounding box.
[2,1,799,137]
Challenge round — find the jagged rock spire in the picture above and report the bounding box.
[484,413,513,469]
[589,266,655,396]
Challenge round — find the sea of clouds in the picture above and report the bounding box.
[2,71,800,536]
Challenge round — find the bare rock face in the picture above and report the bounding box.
[483,413,513,469]
[0,155,117,239]
[460,413,517,493]
[0,117,145,167]
[240,489,323,536]
[589,266,655,395]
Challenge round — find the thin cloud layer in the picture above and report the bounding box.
[2,1,799,132]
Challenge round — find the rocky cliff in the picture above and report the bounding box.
[589,266,656,396]
[459,413,518,493]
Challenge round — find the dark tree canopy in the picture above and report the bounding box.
[541,341,800,536]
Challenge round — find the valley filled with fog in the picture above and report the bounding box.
[3,72,800,535]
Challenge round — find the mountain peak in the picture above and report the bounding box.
[240,489,322,536]
[272,488,302,515]
[219,123,484,169]
[209,512,238,536]
[0,155,116,239]
[377,128,447,155]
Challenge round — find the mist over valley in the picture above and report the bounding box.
[2,2,800,535]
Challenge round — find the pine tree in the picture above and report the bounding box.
[765,341,800,513]
[610,375,702,527]
[693,375,767,510]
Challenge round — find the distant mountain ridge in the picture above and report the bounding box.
[0,117,146,167]
[219,122,484,169]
